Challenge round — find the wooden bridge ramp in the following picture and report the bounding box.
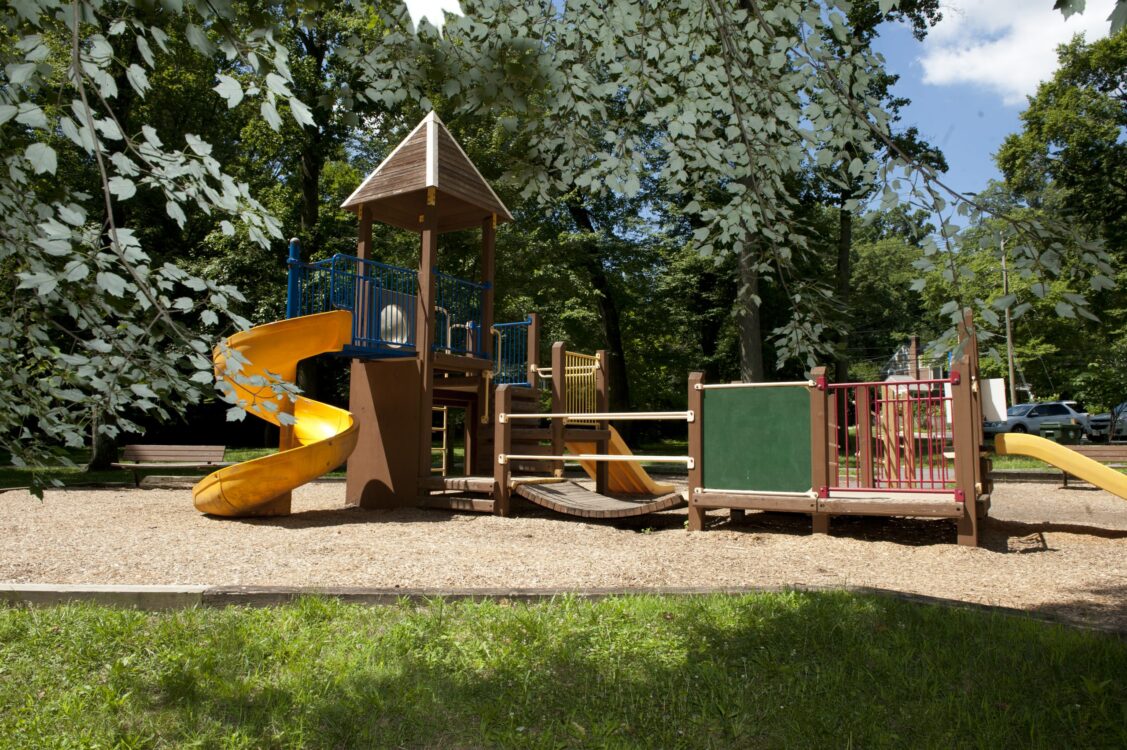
[513,480,685,520]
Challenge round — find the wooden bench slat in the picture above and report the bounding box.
[114,445,231,486]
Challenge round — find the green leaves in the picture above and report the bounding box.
[24,143,56,175]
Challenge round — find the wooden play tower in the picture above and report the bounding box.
[337,112,514,509]
[285,112,680,518]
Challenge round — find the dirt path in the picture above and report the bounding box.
[2,481,1124,629]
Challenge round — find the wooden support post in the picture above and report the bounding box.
[550,341,566,477]
[494,384,512,516]
[481,216,495,360]
[595,349,610,494]
[526,312,540,389]
[810,365,831,535]
[356,204,373,260]
[952,310,981,546]
[687,371,706,531]
[416,216,439,490]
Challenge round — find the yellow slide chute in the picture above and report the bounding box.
[193,311,359,517]
[994,432,1127,500]
[566,425,675,496]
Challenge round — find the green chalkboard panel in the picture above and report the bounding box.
[702,386,811,492]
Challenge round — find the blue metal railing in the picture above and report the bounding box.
[434,270,488,358]
[285,241,491,360]
[492,317,531,386]
[287,247,419,358]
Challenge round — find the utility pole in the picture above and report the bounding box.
[1002,238,1018,406]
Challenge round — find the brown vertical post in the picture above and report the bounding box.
[856,385,874,487]
[526,312,540,389]
[595,349,610,494]
[493,384,512,516]
[356,204,373,260]
[481,216,495,360]
[354,204,374,345]
[952,310,980,546]
[416,216,439,486]
[550,341,566,477]
[687,372,705,531]
[966,310,992,516]
[909,335,920,379]
[810,365,831,534]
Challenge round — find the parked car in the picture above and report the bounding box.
[1088,401,1127,440]
[984,401,1091,436]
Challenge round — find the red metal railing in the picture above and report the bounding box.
[827,378,957,493]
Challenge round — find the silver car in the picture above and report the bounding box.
[984,401,1090,436]
[1089,401,1127,440]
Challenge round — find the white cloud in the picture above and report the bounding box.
[918,0,1115,105]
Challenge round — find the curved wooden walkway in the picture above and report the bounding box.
[514,480,685,519]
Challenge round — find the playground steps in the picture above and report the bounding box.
[433,351,492,372]
[419,475,494,493]
[419,492,495,513]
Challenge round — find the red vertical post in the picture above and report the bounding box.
[687,372,706,531]
[857,386,873,488]
[493,384,512,516]
[810,366,830,534]
[550,341,566,477]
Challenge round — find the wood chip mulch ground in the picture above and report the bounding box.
[2,481,1124,630]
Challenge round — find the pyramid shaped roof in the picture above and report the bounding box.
[341,112,513,233]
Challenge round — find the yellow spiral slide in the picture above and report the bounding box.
[193,311,359,516]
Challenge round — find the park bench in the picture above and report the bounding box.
[1062,444,1127,488]
[112,444,231,486]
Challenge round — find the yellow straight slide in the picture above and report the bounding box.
[994,433,1127,500]
[566,425,675,495]
[193,311,359,517]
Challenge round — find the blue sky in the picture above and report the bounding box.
[872,0,1116,198]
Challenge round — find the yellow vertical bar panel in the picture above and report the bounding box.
[565,351,598,425]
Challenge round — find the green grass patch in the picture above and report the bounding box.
[0,593,1123,748]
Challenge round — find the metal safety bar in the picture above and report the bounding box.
[696,487,818,498]
[434,270,487,357]
[499,453,694,469]
[492,317,531,386]
[827,377,956,493]
[499,410,694,423]
[695,380,815,390]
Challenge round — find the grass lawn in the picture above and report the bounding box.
[0,593,1124,748]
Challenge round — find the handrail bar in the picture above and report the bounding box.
[829,376,958,388]
[695,381,814,390]
[499,411,694,423]
[434,268,491,290]
[492,316,532,329]
[499,453,694,469]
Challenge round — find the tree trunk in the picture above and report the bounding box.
[86,410,117,471]
[737,245,765,382]
[299,144,322,233]
[566,202,631,412]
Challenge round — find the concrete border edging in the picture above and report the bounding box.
[1,584,207,609]
[1,583,1123,637]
